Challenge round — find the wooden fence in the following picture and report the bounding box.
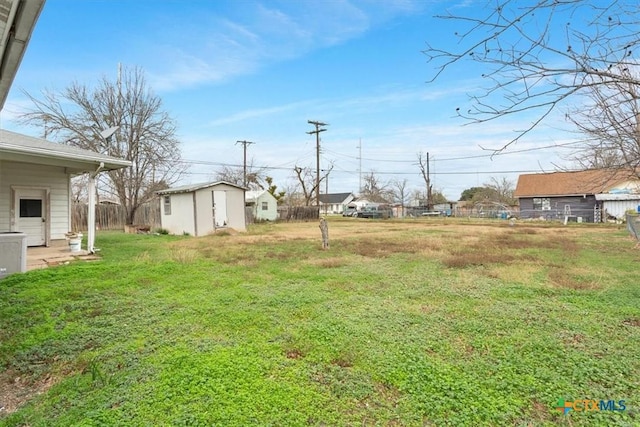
[71,202,161,232]
[276,206,319,221]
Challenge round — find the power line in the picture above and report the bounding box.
[323,140,582,164]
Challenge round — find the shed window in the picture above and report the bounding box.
[261,201,268,211]
[532,197,550,211]
[163,196,171,215]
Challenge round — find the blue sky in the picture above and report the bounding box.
[1,0,580,200]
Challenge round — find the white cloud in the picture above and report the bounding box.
[143,1,429,92]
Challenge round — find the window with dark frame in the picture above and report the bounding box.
[261,201,268,211]
[532,197,551,211]
[19,199,42,217]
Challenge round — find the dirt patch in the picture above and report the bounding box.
[0,370,56,417]
[443,249,514,268]
[331,357,354,368]
[340,237,426,258]
[306,257,350,268]
[622,318,640,327]
[548,268,600,290]
[285,349,305,359]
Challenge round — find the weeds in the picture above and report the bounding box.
[1,220,638,426]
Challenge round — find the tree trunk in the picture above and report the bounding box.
[319,218,329,250]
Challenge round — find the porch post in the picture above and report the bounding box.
[87,162,104,254]
[87,172,96,253]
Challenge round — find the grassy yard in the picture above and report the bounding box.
[0,218,639,426]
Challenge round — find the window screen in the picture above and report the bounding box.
[19,199,42,217]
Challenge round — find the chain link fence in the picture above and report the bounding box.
[626,214,640,241]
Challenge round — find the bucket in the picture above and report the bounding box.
[69,238,81,252]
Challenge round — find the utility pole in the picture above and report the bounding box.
[236,140,255,187]
[358,138,362,194]
[306,120,328,208]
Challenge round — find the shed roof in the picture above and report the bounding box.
[319,192,354,204]
[157,181,245,195]
[0,129,131,172]
[514,169,635,198]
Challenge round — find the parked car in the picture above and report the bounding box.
[356,205,392,219]
[342,206,357,217]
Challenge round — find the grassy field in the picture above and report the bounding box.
[1,218,639,426]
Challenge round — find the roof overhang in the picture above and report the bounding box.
[595,193,640,201]
[515,193,593,198]
[0,129,132,173]
[0,0,46,110]
[0,142,131,173]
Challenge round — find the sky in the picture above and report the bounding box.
[0,0,584,201]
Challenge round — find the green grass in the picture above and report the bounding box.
[1,219,639,426]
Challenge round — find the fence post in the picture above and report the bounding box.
[626,214,639,241]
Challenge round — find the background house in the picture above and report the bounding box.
[595,193,640,220]
[0,130,131,246]
[514,169,639,222]
[157,181,246,236]
[319,192,355,215]
[245,190,278,221]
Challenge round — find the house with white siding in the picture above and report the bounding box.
[157,181,246,236]
[0,130,131,247]
[319,192,356,215]
[245,190,278,221]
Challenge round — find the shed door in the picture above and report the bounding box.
[17,189,47,246]
[212,190,228,228]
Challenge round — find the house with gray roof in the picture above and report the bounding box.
[318,192,355,215]
[0,130,131,248]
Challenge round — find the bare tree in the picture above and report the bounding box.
[391,178,409,217]
[19,66,184,225]
[568,67,640,175]
[361,171,392,203]
[292,164,333,206]
[484,177,516,205]
[70,175,89,203]
[215,161,265,190]
[417,152,433,209]
[424,1,640,149]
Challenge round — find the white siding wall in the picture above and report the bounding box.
[255,192,278,221]
[195,183,246,235]
[0,160,70,242]
[160,192,195,235]
[223,185,246,231]
[195,188,214,236]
